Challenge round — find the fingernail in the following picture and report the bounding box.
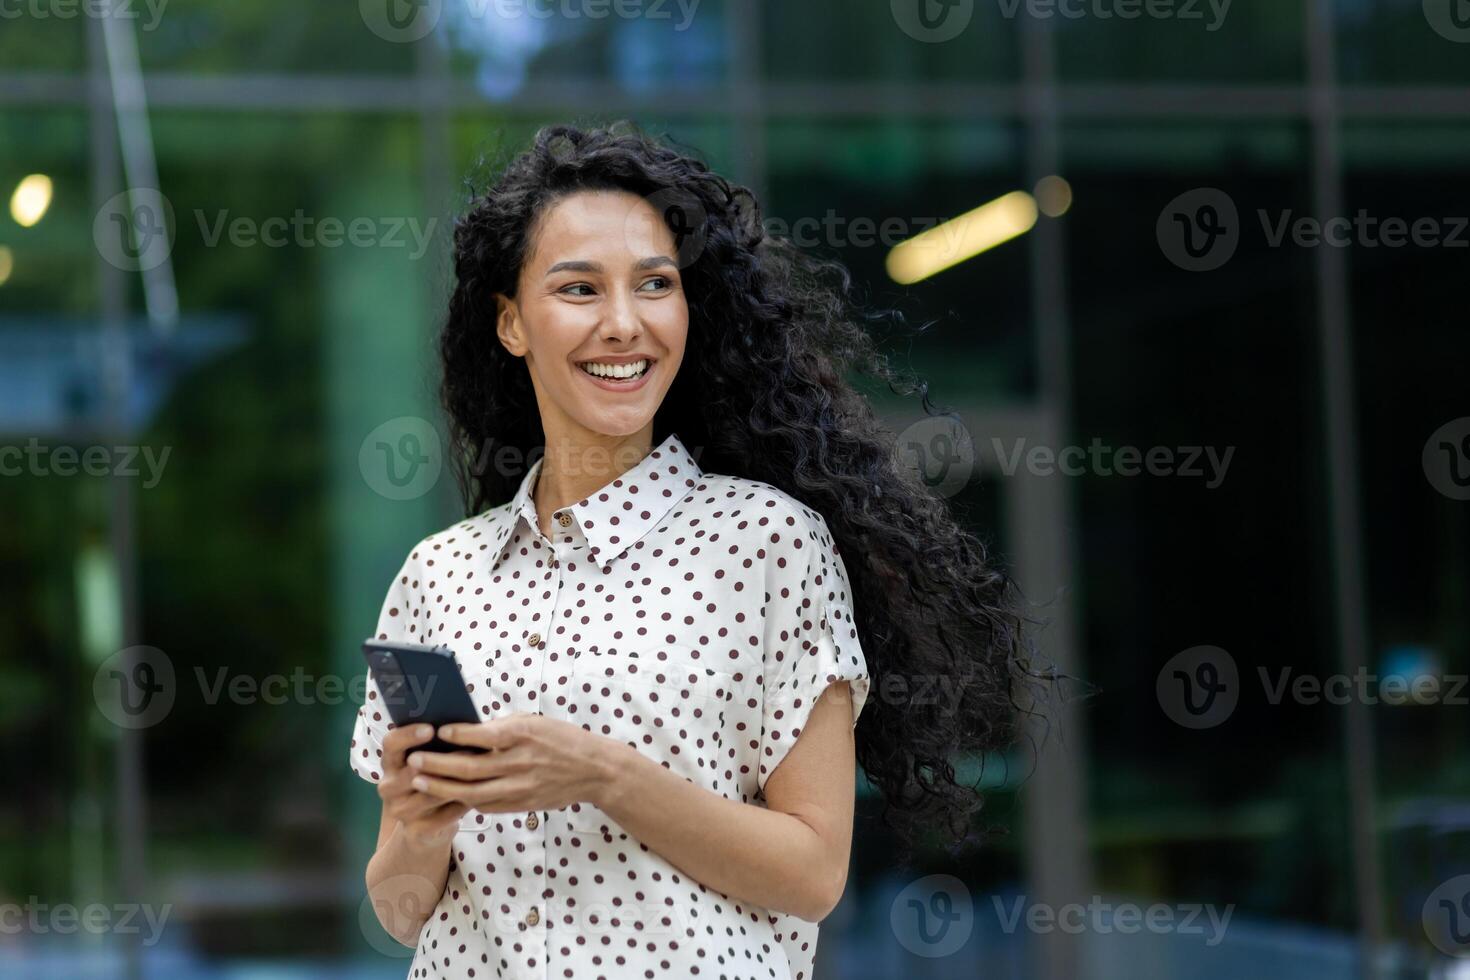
[412,777,428,791]
[408,753,423,768]
[417,725,432,737]
[440,725,454,739]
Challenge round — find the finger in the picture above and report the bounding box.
[381,724,436,772]
[421,800,470,829]
[438,717,529,751]
[391,790,456,822]
[399,793,461,822]
[408,746,526,780]
[409,771,529,807]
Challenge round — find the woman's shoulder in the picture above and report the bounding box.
[390,506,511,577]
[688,470,837,546]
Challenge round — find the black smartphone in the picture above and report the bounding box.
[361,639,486,755]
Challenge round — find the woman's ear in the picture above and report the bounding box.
[495,293,528,357]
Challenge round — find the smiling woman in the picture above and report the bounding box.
[350,121,1043,980]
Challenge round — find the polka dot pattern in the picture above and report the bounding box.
[349,433,871,980]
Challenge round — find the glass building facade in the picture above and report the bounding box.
[2,2,1468,977]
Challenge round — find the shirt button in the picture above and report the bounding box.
[557,512,572,528]
[527,632,542,647]
[525,907,540,926]
[526,812,539,830]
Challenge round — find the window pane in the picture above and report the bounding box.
[767,119,1033,403]
[1337,0,1470,85]
[1064,123,1360,935]
[1055,1,1303,82]
[1343,122,1470,956]
[0,10,85,71]
[762,0,1018,82]
[445,0,730,94]
[137,0,417,73]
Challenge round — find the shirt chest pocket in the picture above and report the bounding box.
[561,645,749,837]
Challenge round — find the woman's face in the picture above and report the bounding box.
[497,189,689,443]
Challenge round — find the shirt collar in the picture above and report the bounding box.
[490,433,702,572]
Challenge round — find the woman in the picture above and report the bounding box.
[350,122,1035,980]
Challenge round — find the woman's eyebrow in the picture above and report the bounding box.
[544,255,676,277]
[545,259,601,276]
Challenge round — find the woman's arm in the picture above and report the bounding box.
[414,680,860,924]
[595,679,860,922]
[365,724,470,946]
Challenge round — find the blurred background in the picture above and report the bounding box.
[2,1,1469,977]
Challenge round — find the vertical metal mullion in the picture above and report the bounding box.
[1019,12,1093,980]
[88,16,146,980]
[1304,1,1383,976]
[725,0,766,207]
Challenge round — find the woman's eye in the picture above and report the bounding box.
[638,276,673,292]
[560,283,595,297]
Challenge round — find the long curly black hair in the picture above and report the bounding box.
[439,120,1050,863]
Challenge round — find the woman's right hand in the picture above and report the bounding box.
[377,724,470,849]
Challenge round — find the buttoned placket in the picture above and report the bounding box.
[511,503,583,960]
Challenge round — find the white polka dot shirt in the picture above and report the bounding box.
[350,432,872,980]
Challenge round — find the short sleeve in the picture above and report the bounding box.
[755,507,871,796]
[348,555,419,785]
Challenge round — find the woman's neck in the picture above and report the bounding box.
[532,428,654,538]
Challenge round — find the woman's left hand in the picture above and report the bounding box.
[405,714,618,816]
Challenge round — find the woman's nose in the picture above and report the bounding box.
[599,287,642,342]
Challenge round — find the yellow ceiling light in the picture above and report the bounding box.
[11,174,54,228]
[0,246,13,286]
[1034,175,1073,217]
[886,190,1038,284]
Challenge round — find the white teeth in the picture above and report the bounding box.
[580,359,649,380]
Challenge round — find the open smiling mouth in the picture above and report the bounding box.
[577,358,653,385]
